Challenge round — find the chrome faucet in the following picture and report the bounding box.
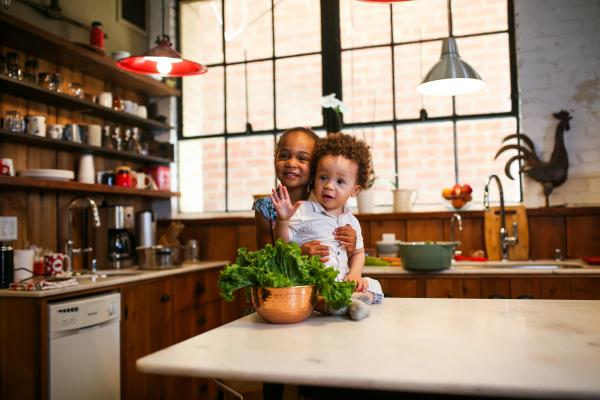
[484,174,518,261]
[450,213,463,243]
[65,197,101,273]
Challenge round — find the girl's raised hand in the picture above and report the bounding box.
[270,184,303,222]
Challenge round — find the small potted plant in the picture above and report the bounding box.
[218,240,354,324]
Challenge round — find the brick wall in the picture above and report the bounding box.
[514,0,600,207]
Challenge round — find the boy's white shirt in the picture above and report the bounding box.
[288,194,363,281]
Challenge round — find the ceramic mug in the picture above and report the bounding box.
[136,105,148,119]
[393,189,419,212]
[25,115,46,137]
[63,124,82,143]
[95,92,113,108]
[132,172,152,189]
[44,253,68,276]
[87,124,102,146]
[47,124,64,140]
[1,158,15,176]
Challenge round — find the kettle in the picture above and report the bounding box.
[135,210,156,247]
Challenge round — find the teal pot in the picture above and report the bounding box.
[398,241,460,272]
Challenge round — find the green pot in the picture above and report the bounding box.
[398,241,460,272]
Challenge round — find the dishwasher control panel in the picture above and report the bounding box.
[49,292,121,335]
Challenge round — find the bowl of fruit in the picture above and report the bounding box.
[441,183,473,210]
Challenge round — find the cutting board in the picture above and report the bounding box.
[484,205,529,261]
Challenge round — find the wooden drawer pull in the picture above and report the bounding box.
[197,316,207,325]
[160,293,171,303]
[195,283,206,296]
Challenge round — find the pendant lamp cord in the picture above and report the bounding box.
[447,0,453,37]
[162,0,166,36]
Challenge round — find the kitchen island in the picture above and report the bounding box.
[137,297,600,399]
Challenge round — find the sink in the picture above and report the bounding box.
[454,260,587,270]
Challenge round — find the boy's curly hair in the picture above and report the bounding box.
[311,133,372,189]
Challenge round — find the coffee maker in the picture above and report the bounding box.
[94,204,135,269]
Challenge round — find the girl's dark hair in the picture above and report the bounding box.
[275,127,319,155]
[311,133,372,188]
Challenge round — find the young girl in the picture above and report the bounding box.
[253,127,356,258]
[270,133,384,319]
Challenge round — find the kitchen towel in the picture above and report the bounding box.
[10,277,78,291]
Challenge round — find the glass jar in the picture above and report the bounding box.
[3,110,25,133]
[6,52,22,80]
[184,240,199,263]
[24,59,38,84]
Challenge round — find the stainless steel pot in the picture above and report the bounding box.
[136,245,182,269]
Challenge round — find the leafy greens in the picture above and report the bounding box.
[219,240,355,310]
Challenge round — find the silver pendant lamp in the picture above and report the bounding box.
[417,0,485,96]
[417,37,485,96]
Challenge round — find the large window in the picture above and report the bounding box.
[179,0,519,213]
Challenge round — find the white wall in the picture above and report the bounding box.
[515,0,600,207]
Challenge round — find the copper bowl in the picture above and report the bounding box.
[251,285,316,324]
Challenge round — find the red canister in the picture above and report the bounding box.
[115,166,132,187]
[90,21,104,48]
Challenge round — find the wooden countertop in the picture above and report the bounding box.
[137,298,600,399]
[0,261,227,298]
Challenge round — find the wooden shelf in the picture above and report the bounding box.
[0,176,180,198]
[0,76,172,131]
[0,13,180,98]
[0,130,172,165]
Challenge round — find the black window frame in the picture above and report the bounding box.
[177,0,521,213]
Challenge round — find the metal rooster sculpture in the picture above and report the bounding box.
[495,110,572,207]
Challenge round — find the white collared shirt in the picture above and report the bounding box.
[288,197,363,280]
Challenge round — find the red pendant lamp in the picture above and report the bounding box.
[116,0,207,77]
[116,34,207,77]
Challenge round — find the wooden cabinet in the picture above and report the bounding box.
[374,275,600,300]
[122,269,222,400]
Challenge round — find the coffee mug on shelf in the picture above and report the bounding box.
[115,166,132,187]
[47,124,64,140]
[132,171,152,189]
[136,105,148,119]
[63,124,82,143]
[393,189,419,212]
[87,124,102,146]
[44,253,68,276]
[25,115,46,137]
[1,158,15,176]
[95,92,113,108]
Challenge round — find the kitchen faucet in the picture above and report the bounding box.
[65,196,101,273]
[484,174,518,261]
[450,213,462,243]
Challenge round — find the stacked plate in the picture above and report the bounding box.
[18,169,74,181]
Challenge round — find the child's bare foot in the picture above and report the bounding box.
[352,291,375,305]
[349,299,370,320]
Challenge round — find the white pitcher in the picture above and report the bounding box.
[393,189,418,212]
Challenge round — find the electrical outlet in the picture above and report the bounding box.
[0,216,18,241]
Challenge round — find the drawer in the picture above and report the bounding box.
[174,268,222,311]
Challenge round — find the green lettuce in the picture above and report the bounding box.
[219,240,354,310]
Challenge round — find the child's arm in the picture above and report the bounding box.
[345,248,368,292]
[271,184,303,243]
[254,211,274,249]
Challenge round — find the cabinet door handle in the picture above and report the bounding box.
[160,293,171,303]
[195,282,206,296]
[488,294,506,299]
[197,316,207,325]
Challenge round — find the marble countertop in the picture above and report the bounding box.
[0,261,227,298]
[137,298,600,399]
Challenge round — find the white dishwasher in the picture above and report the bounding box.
[48,292,121,400]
